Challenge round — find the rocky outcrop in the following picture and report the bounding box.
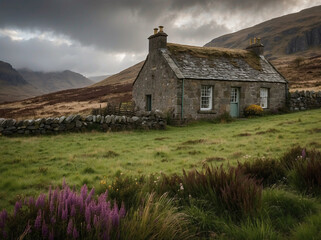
[288,90,321,111]
[286,26,321,54]
[0,112,166,136]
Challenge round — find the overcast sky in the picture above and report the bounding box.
[0,0,320,76]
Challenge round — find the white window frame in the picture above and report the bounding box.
[200,86,213,111]
[260,88,269,109]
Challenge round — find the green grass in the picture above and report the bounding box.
[0,109,321,210]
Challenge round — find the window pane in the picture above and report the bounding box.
[260,88,268,108]
[201,86,212,110]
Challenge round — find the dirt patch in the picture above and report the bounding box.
[154,137,171,141]
[235,132,252,137]
[188,150,202,155]
[202,157,226,164]
[309,128,321,134]
[256,128,280,135]
[102,151,119,158]
[181,139,207,145]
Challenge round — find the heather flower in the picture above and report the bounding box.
[14,201,22,217]
[86,188,95,205]
[51,216,56,225]
[86,223,91,232]
[70,205,76,217]
[67,219,73,235]
[62,208,68,221]
[42,219,49,238]
[35,194,46,208]
[48,185,52,202]
[0,210,7,229]
[81,184,88,199]
[34,210,42,229]
[85,205,91,224]
[28,197,35,207]
[73,226,79,239]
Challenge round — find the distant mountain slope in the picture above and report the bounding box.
[0,62,142,119]
[92,61,144,87]
[88,75,111,83]
[19,69,93,93]
[0,61,42,103]
[205,5,321,59]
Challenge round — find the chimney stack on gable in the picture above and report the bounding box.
[148,26,167,53]
[246,37,264,56]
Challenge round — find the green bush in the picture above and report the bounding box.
[219,218,279,240]
[280,146,304,170]
[239,158,286,186]
[107,174,146,210]
[244,104,263,117]
[288,149,321,195]
[159,165,263,217]
[261,188,317,233]
[120,193,195,240]
[290,214,321,240]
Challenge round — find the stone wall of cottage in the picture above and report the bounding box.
[132,52,179,119]
[288,90,321,111]
[0,113,166,136]
[182,80,287,119]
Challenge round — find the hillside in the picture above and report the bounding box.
[205,5,321,91]
[19,69,93,93]
[92,61,144,87]
[205,5,321,58]
[0,61,42,103]
[88,75,111,83]
[0,62,142,119]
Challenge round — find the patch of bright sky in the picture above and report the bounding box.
[0,28,73,46]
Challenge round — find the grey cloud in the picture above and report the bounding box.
[0,0,318,53]
[0,36,144,75]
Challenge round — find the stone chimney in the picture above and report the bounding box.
[148,26,168,53]
[246,37,264,56]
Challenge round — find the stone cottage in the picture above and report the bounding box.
[132,26,288,119]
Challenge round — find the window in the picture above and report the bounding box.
[146,95,152,111]
[260,88,269,108]
[230,88,238,103]
[200,86,212,110]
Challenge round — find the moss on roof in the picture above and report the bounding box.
[167,43,262,71]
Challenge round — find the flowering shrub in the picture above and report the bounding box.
[244,104,263,117]
[159,165,263,216]
[239,158,286,186]
[0,180,125,239]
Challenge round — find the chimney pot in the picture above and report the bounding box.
[153,28,158,35]
[159,26,164,32]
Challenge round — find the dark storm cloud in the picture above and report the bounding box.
[0,0,317,52]
[0,0,319,74]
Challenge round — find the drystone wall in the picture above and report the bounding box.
[0,113,166,136]
[288,90,321,111]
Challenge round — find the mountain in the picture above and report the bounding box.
[0,61,42,103]
[0,62,141,119]
[205,5,321,91]
[204,5,321,59]
[19,69,93,94]
[92,61,144,87]
[88,75,111,83]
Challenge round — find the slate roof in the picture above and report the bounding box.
[161,43,287,83]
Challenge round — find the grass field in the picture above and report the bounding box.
[0,109,321,211]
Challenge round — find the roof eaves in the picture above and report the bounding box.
[132,56,148,86]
